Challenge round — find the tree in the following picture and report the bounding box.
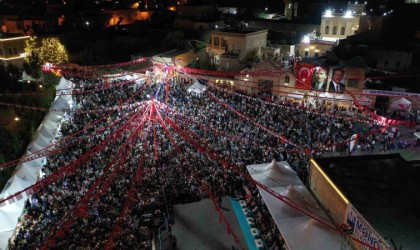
[24,37,69,66]
[39,37,69,65]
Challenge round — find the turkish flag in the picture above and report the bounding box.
[294,63,313,90]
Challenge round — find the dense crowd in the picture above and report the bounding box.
[9,72,418,250]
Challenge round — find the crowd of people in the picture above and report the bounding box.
[8,70,419,250]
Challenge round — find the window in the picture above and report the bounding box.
[325,26,329,34]
[305,51,309,57]
[384,61,388,67]
[214,37,220,46]
[14,48,17,55]
[285,76,290,83]
[396,62,401,68]
[333,26,337,35]
[341,27,345,35]
[314,52,319,57]
[0,48,2,55]
[347,79,359,87]
[9,48,12,55]
[221,38,227,47]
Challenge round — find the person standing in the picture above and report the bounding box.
[328,68,346,93]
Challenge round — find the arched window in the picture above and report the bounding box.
[340,27,345,35]
[333,26,337,35]
[325,26,330,34]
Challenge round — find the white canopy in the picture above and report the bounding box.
[414,132,420,139]
[336,94,354,102]
[356,96,372,105]
[28,141,44,154]
[42,119,60,130]
[0,230,14,250]
[0,200,25,232]
[55,77,72,91]
[0,176,32,199]
[318,92,335,100]
[15,162,42,181]
[187,80,207,95]
[40,125,57,138]
[52,96,71,110]
[34,133,52,148]
[247,160,346,250]
[286,91,304,99]
[45,112,62,123]
[22,152,45,167]
[391,98,411,111]
[21,71,42,82]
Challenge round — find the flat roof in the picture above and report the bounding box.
[315,154,420,250]
[158,49,190,58]
[0,33,29,40]
[214,28,266,35]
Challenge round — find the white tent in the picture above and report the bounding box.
[0,176,32,198]
[0,230,14,250]
[52,97,70,110]
[15,163,41,181]
[45,112,62,123]
[0,201,25,232]
[55,77,72,91]
[40,125,57,138]
[21,71,42,83]
[318,92,335,100]
[42,119,60,130]
[414,132,420,140]
[187,80,207,95]
[22,152,45,167]
[355,96,372,106]
[247,160,346,250]
[390,98,411,111]
[247,161,301,187]
[336,94,354,102]
[34,133,51,148]
[28,141,44,154]
[286,91,304,99]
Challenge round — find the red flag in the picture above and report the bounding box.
[294,63,313,90]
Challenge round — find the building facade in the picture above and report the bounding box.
[320,12,360,41]
[0,33,30,67]
[206,29,268,71]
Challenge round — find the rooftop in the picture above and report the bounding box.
[315,154,420,250]
[0,32,29,40]
[213,28,267,35]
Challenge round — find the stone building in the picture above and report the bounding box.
[0,33,30,67]
[206,28,268,71]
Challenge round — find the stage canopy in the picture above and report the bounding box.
[246,160,348,250]
[390,98,411,111]
[187,80,207,95]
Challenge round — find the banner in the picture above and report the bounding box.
[294,63,314,90]
[345,203,392,250]
[363,89,420,99]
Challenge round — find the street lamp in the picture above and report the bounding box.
[14,117,20,121]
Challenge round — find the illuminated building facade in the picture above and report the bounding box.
[0,33,30,67]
